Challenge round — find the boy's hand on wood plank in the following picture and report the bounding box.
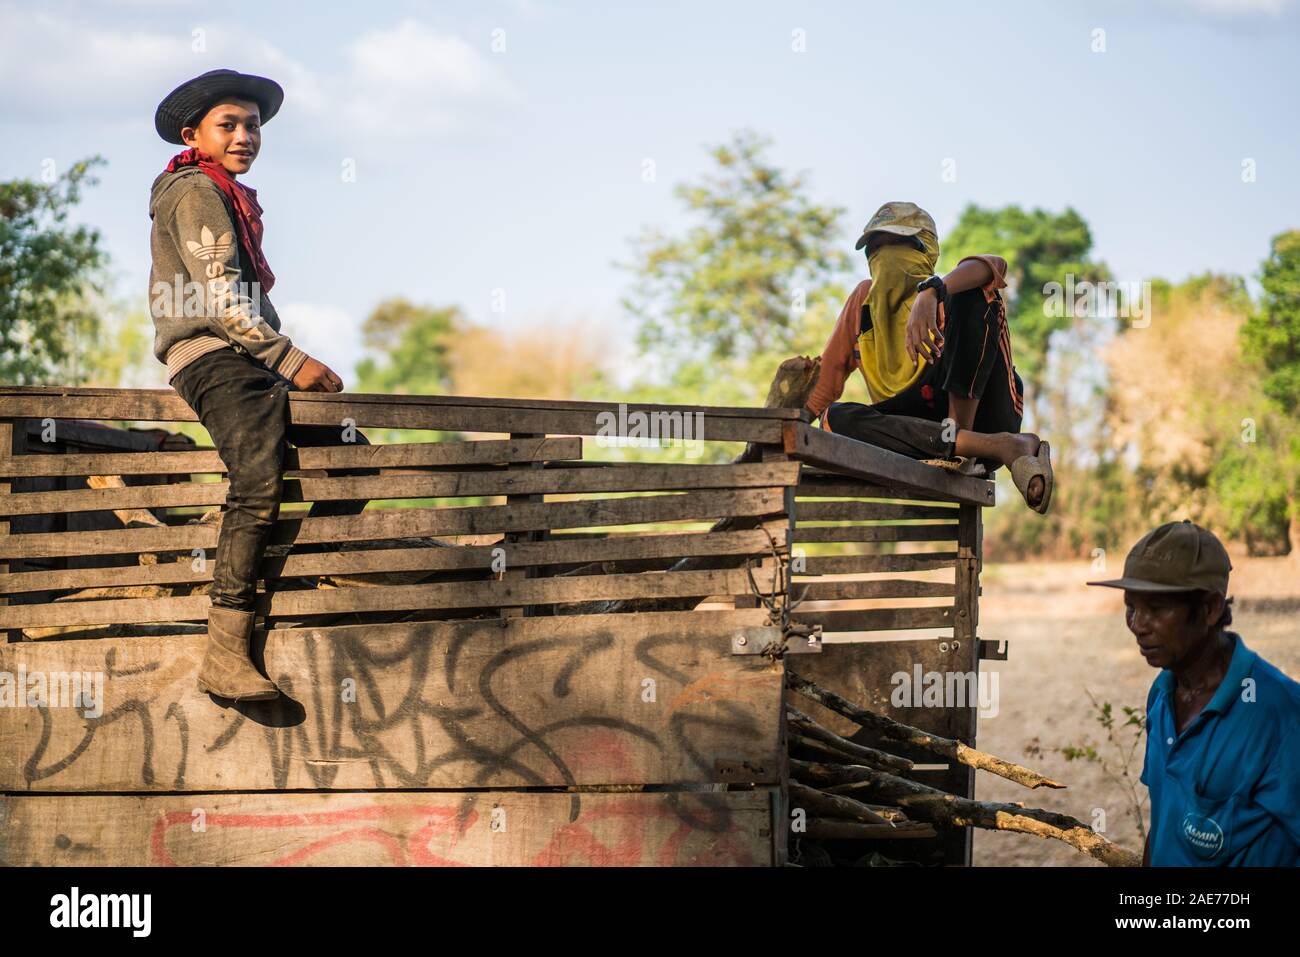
[292,356,344,392]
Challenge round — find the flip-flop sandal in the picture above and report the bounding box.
[1010,440,1053,514]
[919,455,987,478]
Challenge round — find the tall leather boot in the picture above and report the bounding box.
[196,605,279,701]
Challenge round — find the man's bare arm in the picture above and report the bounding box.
[937,257,996,296]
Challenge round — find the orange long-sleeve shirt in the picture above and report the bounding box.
[806,254,1010,420]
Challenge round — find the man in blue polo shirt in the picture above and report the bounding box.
[1089,520,1300,866]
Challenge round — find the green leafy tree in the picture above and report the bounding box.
[939,204,1110,398]
[1220,231,1300,554]
[75,307,159,388]
[946,204,1109,557]
[0,156,110,384]
[1211,422,1296,556]
[1244,230,1300,412]
[353,298,460,452]
[988,272,1259,560]
[354,298,457,396]
[623,129,852,377]
[616,130,853,465]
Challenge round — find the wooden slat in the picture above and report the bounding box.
[0,392,784,444]
[790,579,954,602]
[0,487,788,559]
[782,422,995,507]
[946,503,984,866]
[500,430,545,618]
[25,418,160,451]
[0,461,801,517]
[794,501,956,523]
[793,524,958,544]
[791,607,954,632]
[0,612,783,792]
[0,420,13,641]
[796,552,958,575]
[0,436,583,478]
[795,471,957,502]
[0,562,782,627]
[0,528,789,595]
[0,789,776,866]
[0,385,804,419]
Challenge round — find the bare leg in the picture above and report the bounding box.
[954,429,1045,507]
[947,393,978,432]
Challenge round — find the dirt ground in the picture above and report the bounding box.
[970,556,1300,866]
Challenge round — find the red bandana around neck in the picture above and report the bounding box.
[164,148,276,294]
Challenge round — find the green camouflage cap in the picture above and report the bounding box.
[855,201,938,250]
[1087,520,1232,595]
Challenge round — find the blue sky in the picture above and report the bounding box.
[2,0,1298,385]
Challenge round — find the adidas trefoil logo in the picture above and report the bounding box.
[186,225,234,261]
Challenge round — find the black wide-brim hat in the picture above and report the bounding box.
[154,68,284,145]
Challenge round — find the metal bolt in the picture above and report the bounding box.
[736,634,748,646]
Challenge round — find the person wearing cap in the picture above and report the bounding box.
[1089,521,1300,866]
[149,68,373,700]
[804,202,1052,513]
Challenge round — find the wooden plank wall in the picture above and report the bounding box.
[0,613,783,866]
[0,388,801,635]
[0,387,992,867]
[0,387,798,866]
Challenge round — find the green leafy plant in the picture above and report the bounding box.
[0,156,110,384]
[1058,689,1149,841]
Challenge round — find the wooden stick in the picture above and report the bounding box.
[811,788,910,821]
[788,780,894,827]
[789,733,882,768]
[819,781,911,815]
[804,819,937,841]
[786,669,1065,790]
[790,759,1139,867]
[86,474,166,529]
[786,706,912,773]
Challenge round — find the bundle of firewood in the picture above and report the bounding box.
[783,669,1140,866]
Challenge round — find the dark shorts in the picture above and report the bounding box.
[824,288,1025,473]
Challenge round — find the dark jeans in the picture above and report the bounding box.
[171,348,374,612]
[824,288,1025,474]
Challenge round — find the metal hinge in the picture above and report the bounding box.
[731,625,822,656]
[978,638,1008,661]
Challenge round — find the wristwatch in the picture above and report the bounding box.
[916,275,947,300]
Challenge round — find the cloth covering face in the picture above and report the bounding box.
[860,229,941,403]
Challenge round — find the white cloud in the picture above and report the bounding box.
[0,9,517,145]
[0,11,195,120]
[335,19,519,140]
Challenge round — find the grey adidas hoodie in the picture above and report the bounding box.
[148,166,308,382]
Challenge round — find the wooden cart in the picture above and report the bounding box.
[0,387,995,866]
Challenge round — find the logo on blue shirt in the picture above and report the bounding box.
[1180,811,1224,858]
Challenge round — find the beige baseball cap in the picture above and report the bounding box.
[854,201,937,250]
[1087,520,1232,594]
